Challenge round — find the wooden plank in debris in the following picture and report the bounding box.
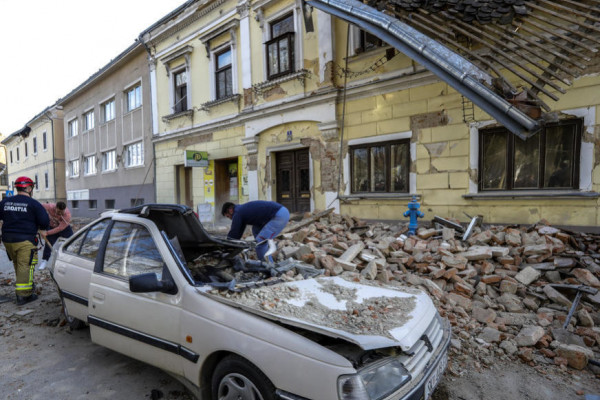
[279,208,335,236]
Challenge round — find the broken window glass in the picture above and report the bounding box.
[370,146,387,192]
[481,131,507,190]
[479,119,581,191]
[352,148,368,192]
[391,143,409,192]
[513,135,539,189]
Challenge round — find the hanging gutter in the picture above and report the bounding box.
[305,0,540,139]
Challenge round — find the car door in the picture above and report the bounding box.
[88,218,185,374]
[52,219,111,322]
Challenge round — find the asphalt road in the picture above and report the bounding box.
[0,245,193,400]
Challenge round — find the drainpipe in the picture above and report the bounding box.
[45,111,57,202]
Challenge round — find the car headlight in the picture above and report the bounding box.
[338,359,411,400]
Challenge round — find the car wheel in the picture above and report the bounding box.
[211,355,276,400]
[59,296,86,330]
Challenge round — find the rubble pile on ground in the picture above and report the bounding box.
[277,210,600,375]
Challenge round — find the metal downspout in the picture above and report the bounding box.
[306,0,540,139]
[45,111,57,202]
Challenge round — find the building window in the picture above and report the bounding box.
[24,142,28,158]
[359,30,385,53]
[89,200,97,210]
[33,137,37,154]
[125,142,144,167]
[68,118,78,137]
[173,70,188,113]
[479,119,582,191]
[69,159,80,178]
[34,174,38,190]
[215,48,233,99]
[16,148,19,161]
[44,171,49,189]
[43,131,47,150]
[102,150,116,171]
[72,200,79,209]
[84,155,97,175]
[103,99,115,122]
[105,199,115,209]
[350,140,410,193]
[127,85,142,111]
[131,198,144,207]
[266,13,295,80]
[83,110,95,131]
[9,150,12,164]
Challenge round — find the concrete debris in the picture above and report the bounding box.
[276,211,600,372]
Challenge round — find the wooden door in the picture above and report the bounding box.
[276,149,310,213]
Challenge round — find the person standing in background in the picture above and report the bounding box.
[39,201,73,270]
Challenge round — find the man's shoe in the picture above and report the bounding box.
[38,260,48,270]
[16,293,38,306]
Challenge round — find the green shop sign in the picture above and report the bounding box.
[185,150,209,167]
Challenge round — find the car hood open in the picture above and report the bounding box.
[201,276,438,351]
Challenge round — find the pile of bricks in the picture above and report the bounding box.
[277,210,600,374]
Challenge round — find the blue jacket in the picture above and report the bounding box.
[227,201,283,240]
[0,194,50,244]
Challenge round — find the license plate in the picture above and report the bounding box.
[424,351,448,400]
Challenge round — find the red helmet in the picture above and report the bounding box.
[14,176,35,189]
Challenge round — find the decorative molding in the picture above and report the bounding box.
[198,94,241,112]
[199,19,240,56]
[252,69,310,96]
[241,136,259,155]
[160,45,194,76]
[162,109,193,123]
[237,1,251,18]
[318,121,340,142]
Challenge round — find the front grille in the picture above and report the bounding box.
[397,314,444,378]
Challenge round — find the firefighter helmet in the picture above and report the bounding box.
[14,176,35,189]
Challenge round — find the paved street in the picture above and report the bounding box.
[0,243,192,400]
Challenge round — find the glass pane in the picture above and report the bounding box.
[225,68,232,97]
[268,42,279,75]
[370,146,387,192]
[481,132,507,190]
[513,135,539,188]
[272,15,294,37]
[279,38,290,72]
[280,170,290,192]
[217,50,231,68]
[300,168,309,192]
[124,227,164,279]
[78,219,110,260]
[352,148,368,192]
[390,143,409,192]
[217,71,226,99]
[544,125,574,188]
[104,222,134,277]
[176,71,187,86]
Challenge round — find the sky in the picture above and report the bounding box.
[0,0,187,136]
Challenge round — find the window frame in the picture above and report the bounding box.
[42,131,47,151]
[102,99,116,123]
[215,47,233,100]
[126,85,142,112]
[33,136,37,155]
[125,142,144,168]
[24,142,28,158]
[266,13,295,80]
[478,119,582,192]
[68,118,79,138]
[102,149,117,172]
[172,69,188,113]
[44,171,49,190]
[84,155,97,176]
[349,139,411,194]
[69,159,80,178]
[83,109,95,131]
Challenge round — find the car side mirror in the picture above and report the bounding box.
[129,272,177,295]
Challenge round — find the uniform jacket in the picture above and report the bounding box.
[0,194,50,244]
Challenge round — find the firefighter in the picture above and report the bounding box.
[0,176,49,305]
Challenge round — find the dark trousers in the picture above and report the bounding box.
[42,226,74,261]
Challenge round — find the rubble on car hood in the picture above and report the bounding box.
[223,210,600,374]
[204,274,437,351]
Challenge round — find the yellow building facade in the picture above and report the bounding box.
[141,0,600,229]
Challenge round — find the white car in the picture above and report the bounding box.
[49,204,450,400]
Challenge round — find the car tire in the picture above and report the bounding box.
[211,355,276,400]
[60,296,86,330]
